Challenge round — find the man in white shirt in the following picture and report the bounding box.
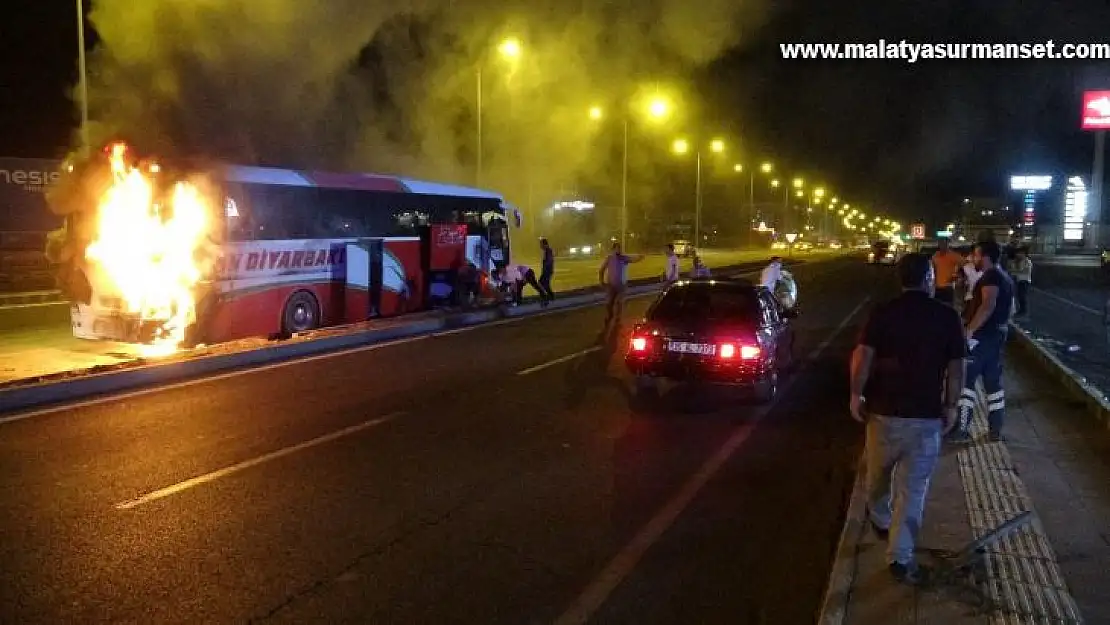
[664,244,680,285]
[960,255,981,322]
[760,256,784,291]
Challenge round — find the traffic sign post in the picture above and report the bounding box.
[910,223,926,240]
[1082,90,1110,245]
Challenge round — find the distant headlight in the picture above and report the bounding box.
[581,246,592,254]
[569,247,578,254]
[868,252,875,260]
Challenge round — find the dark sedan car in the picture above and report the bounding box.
[624,278,797,403]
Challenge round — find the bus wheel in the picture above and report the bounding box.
[282,291,320,335]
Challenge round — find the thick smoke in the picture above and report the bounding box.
[77,0,768,225]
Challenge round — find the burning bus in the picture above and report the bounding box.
[47,143,520,354]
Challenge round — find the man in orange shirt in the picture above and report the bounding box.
[931,238,962,306]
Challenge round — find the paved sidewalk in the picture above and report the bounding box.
[820,355,1110,624]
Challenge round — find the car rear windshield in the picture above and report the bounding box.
[649,283,761,322]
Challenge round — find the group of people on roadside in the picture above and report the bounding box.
[495,240,720,330]
[850,237,1029,586]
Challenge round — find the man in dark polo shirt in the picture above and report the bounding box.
[949,240,1014,443]
[849,253,966,584]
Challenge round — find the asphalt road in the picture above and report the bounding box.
[0,248,833,384]
[0,256,893,625]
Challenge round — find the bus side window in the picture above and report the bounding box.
[314,187,369,238]
[224,187,255,241]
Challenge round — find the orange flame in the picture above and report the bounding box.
[84,144,211,357]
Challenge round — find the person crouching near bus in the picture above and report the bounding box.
[499,263,548,307]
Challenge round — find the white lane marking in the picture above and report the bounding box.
[114,412,403,510]
[517,346,603,376]
[0,267,773,425]
[1032,286,1101,316]
[551,296,870,625]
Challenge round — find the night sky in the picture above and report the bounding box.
[2,0,1107,224]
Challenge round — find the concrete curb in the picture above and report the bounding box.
[1007,321,1110,428]
[816,455,867,625]
[0,262,786,414]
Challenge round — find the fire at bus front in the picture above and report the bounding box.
[46,143,219,357]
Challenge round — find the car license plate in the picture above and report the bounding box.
[666,341,715,355]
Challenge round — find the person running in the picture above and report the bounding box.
[850,253,965,584]
[538,238,556,304]
[598,242,644,330]
[664,243,681,286]
[950,241,1014,443]
[931,238,962,306]
[499,263,548,307]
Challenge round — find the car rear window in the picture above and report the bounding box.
[649,284,761,322]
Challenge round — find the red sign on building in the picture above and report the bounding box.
[910,223,926,240]
[1081,90,1110,130]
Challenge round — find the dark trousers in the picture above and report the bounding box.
[512,269,547,304]
[934,286,955,306]
[603,284,626,329]
[1016,280,1030,315]
[538,269,554,301]
[957,329,1007,437]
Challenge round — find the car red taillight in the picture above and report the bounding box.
[630,336,649,352]
[718,342,760,360]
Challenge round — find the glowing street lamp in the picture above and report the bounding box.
[649,98,670,120]
[793,178,804,189]
[498,37,522,59]
[710,138,726,153]
[476,36,524,186]
[760,162,773,174]
[795,190,804,198]
[770,179,781,188]
[672,138,690,154]
[588,105,603,120]
[733,163,743,173]
[814,187,826,198]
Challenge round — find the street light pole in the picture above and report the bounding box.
[472,69,481,185]
[695,150,702,249]
[621,117,629,251]
[76,0,90,156]
[748,170,755,234]
[782,187,789,234]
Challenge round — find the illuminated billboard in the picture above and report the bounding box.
[1082,91,1110,130]
[1063,176,1088,241]
[1010,175,1053,191]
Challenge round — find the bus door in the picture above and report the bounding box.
[421,224,468,308]
[344,238,384,320]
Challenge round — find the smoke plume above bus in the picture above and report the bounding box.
[76,0,767,209]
